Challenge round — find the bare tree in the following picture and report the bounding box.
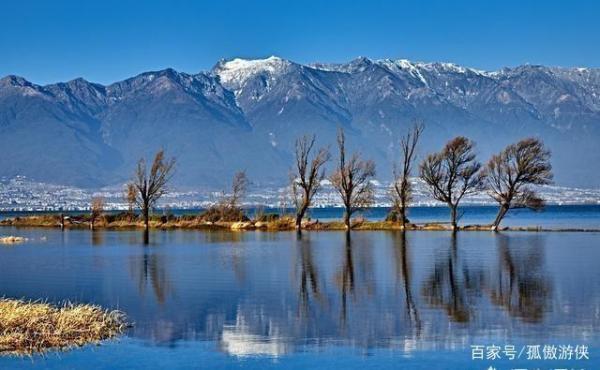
[130,150,176,240]
[485,138,553,231]
[291,134,330,231]
[90,196,104,230]
[389,122,424,229]
[229,170,249,209]
[202,171,249,222]
[419,137,485,231]
[330,129,376,230]
[279,185,291,218]
[126,183,137,221]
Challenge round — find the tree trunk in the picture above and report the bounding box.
[296,201,308,230]
[142,206,150,245]
[344,207,351,230]
[450,204,458,231]
[295,211,304,236]
[143,205,149,230]
[295,213,303,230]
[492,203,510,232]
[399,206,406,230]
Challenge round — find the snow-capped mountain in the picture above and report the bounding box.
[213,56,293,91]
[1,56,599,188]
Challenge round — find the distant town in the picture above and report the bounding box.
[1,176,598,212]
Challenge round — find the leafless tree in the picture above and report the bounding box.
[389,122,424,229]
[201,171,249,222]
[130,150,176,241]
[330,128,376,230]
[484,138,553,231]
[229,170,249,209]
[291,134,330,231]
[419,136,485,231]
[125,183,137,221]
[90,196,104,230]
[279,185,291,218]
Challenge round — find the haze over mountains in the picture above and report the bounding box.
[1,56,599,188]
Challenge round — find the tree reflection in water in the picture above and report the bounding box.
[421,232,552,324]
[392,232,422,337]
[421,233,475,323]
[337,232,355,328]
[488,234,552,323]
[109,230,554,352]
[91,229,104,246]
[295,233,322,318]
[130,248,170,304]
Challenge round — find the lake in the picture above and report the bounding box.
[0,207,599,369]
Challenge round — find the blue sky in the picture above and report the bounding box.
[1,0,598,84]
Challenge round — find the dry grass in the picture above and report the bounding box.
[265,216,295,230]
[0,298,127,356]
[2,214,599,233]
[1,216,59,228]
[353,221,403,230]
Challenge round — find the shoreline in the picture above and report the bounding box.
[1,214,599,233]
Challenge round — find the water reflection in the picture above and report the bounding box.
[422,234,475,322]
[130,248,170,304]
[219,310,290,357]
[0,229,594,359]
[91,230,104,246]
[337,233,355,328]
[295,233,322,318]
[392,232,422,337]
[204,230,244,244]
[487,234,552,323]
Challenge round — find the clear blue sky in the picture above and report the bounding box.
[1,0,598,85]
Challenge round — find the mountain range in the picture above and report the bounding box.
[1,56,599,188]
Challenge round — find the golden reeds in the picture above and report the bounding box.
[0,298,127,356]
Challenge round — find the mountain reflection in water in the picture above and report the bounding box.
[0,228,597,359]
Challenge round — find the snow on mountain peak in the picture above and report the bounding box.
[377,59,429,85]
[214,56,291,88]
[310,57,487,84]
[310,56,374,73]
[418,62,488,76]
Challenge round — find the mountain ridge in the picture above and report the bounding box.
[1,56,599,188]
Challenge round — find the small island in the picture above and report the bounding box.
[2,210,598,233]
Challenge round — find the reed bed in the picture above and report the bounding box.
[0,298,127,356]
[2,214,599,232]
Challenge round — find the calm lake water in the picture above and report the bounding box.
[0,208,599,369]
